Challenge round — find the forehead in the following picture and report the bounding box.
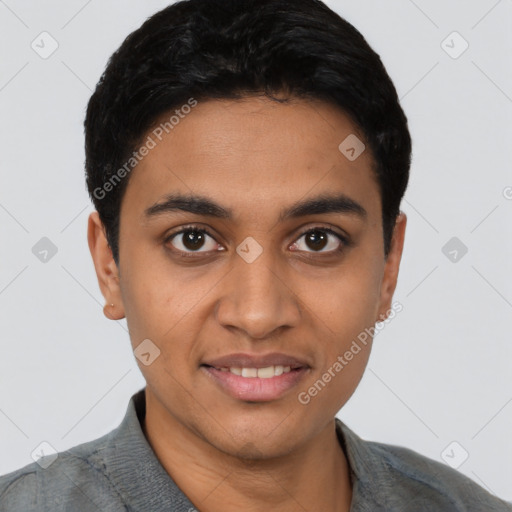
[121,96,381,223]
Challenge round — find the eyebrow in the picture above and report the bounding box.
[143,192,367,222]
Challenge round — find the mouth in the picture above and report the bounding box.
[200,353,311,402]
[205,364,298,378]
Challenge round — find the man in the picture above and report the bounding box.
[1,0,510,510]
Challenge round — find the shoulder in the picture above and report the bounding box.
[337,419,512,511]
[366,437,512,511]
[0,432,126,512]
[0,466,38,511]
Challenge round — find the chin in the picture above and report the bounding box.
[203,412,304,460]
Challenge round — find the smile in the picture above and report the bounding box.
[213,365,292,378]
[201,364,309,402]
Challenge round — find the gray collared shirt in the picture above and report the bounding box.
[1,388,511,511]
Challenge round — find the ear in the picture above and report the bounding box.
[87,211,125,320]
[376,211,407,322]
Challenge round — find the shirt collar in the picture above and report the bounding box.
[101,388,392,511]
[97,387,197,511]
[335,418,396,511]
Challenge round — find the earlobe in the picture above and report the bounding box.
[376,211,407,323]
[87,211,126,320]
[103,302,123,321]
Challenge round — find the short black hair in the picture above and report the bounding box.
[85,0,411,264]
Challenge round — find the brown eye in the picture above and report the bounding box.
[182,230,206,251]
[291,228,346,253]
[304,230,329,251]
[167,228,220,253]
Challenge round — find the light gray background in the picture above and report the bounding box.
[1,0,511,502]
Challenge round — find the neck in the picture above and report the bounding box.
[142,395,353,512]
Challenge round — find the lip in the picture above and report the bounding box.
[200,352,311,402]
[201,365,310,402]
[202,352,310,369]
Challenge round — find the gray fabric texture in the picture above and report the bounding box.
[1,388,511,511]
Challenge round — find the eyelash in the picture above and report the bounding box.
[163,223,350,259]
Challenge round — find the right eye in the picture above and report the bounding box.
[165,225,223,254]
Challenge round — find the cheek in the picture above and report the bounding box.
[298,284,376,416]
[119,254,165,345]
[119,251,209,353]
[304,263,382,342]
[119,265,195,390]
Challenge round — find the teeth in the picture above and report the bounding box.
[218,365,295,378]
[257,366,274,378]
[241,367,258,378]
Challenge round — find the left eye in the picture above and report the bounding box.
[291,228,345,253]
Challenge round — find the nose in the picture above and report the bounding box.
[214,249,302,340]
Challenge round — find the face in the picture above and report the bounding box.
[88,96,406,459]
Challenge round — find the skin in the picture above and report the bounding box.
[88,96,406,512]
